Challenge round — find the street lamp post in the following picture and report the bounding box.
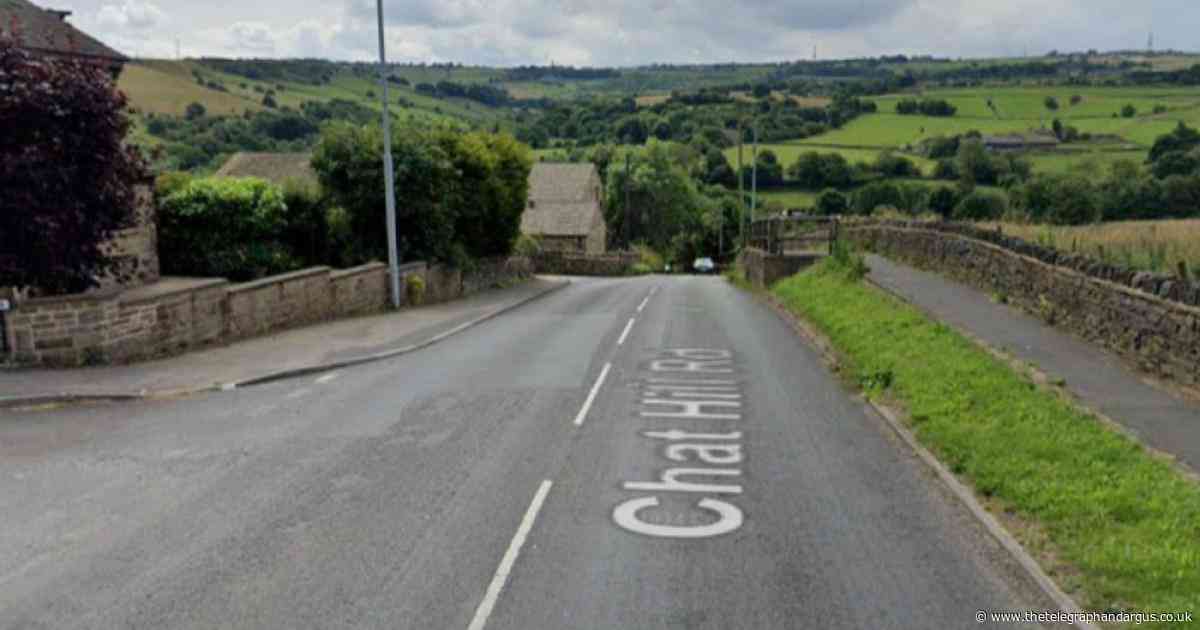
[376,0,401,310]
[750,120,758,237]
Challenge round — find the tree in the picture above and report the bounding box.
[1151,150,1200,179]
[0,40,148,294]
[928,186,959,217]
[1121,104,1137,118]
[1149,122,1200,163]
[752,84,772,99]
[953,190,1008,220]
[604,141,706,257]
[815,189,848,216]
[1015,174,1099,225]
[851,181,904,215]
[185,102,207,120]
[1044,96,1059,111]
[262,93,278,108]
[957,139,997,186]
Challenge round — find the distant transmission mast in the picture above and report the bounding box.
[812,44,817,61]
[1148,31,1154,53]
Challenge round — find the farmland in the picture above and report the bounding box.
[981,219,1200,273]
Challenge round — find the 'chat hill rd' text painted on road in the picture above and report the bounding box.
[614,348,747,539]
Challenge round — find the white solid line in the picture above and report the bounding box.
[572,362,612,427]
[466,480,554,630]
[636,296,650,313]
[617,318,636,346]
[315,371,340,385]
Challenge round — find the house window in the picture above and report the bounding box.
[528,200,536,209]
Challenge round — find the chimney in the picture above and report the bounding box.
[48,10,73,21]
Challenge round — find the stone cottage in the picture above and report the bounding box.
[0,0,129,77]
[521,163,608,255]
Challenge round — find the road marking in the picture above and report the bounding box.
[467,480,554,630]
[617,318,636,346]
[573,362,612,427]
[636,288,656,313]
[315,371,341,385]
[614,348,748,539]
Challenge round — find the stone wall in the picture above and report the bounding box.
[738,248,822,289]
[98,182,161,290]
[844,221,1200,387]
[2,257,532,367]
[533,252,638,276]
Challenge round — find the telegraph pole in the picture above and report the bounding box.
[737,118,745,247]
[750,121,759,231]
[376,0,401,309]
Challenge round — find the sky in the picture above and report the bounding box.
[49,0,1187,67]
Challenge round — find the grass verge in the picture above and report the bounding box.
[771,257,1200,624]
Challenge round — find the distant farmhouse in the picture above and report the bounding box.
[521,163,607,255]
[216,153,320,188]
[982,133,1060,152]
[0,0,128,76]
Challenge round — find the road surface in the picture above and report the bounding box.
[0,276,1051,629]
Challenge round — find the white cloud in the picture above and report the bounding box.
[228,21,278,54]
[95,0,165,31]
[49,0,1200,65]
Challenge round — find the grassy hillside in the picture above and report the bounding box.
[120,62,262,116]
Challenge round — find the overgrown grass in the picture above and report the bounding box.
[983,219,1200,274]
[772,260,1200,623]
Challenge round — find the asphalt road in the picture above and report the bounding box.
[0,276,1051,629]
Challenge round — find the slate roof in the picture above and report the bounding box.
[215,152,319,188]
[0,0,127,63]
[521,163,602,237]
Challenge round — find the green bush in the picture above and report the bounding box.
[953,189,1009,221]
[405,273,426,306]
[154,171,193,201]
[629,262,653,275]
[280,179,332,267]
[159,177,298,281]
[513,234,543,257]
[815,189,849,216]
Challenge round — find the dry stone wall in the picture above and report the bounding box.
[3,258,531,367]
[844,221,1200,387]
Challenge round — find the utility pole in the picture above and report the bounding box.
[624,151,632,249]
[750,121,759,233]
[376,0,401,309]
[737,118,745,247]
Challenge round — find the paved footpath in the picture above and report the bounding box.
[0,278,565,402]
[867,254,1200,472]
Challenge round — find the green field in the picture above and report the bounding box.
[123,59,510,126]
[873,86,1200,120]
[722,143,937,174]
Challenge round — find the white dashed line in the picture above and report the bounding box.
[315,372,341,385]
[467,480,554,630]
[573,362,612,427]
[285,388,311,400]
[617,318,636,346]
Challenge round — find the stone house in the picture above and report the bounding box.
[0,0,129,77]
[1,0,155,292]
[521,163,607,255]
